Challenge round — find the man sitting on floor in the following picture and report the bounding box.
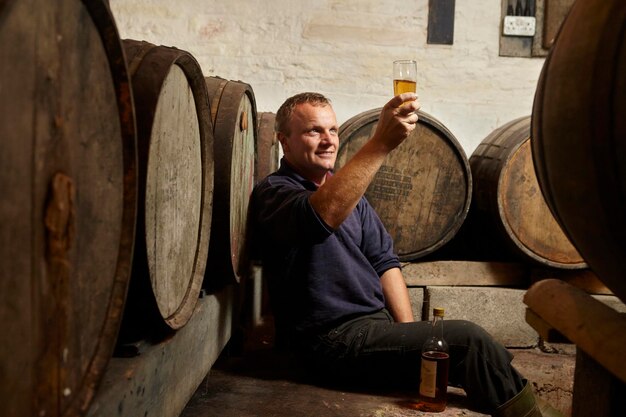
[249,91,561,417]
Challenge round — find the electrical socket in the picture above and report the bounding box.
[503,16,536,37]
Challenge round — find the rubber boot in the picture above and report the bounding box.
[492,382,563,417]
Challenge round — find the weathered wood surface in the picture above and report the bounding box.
[255,111,279,183]
[469,116,585,269]
[205,77,257,287]
[524,279,626,383]
[543,0,576,48]
[532,0,626,303]
[0,1,136,416]
[571,349,626,417]
[336,109,471,261]
[427,0,455,45]
[402,261,528,287]
[147,65,203,323]
[86,288,233,417]
[531,268,613,295]
[524,309,571,344]
[122,40,214,333]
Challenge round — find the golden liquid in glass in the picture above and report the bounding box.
[394,79,417,95]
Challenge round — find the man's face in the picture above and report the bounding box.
[279,102,339,185]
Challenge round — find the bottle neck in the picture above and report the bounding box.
[423,313,448,353]
[431,315,444,336]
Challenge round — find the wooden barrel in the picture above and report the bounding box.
[120,40,214,337]
[336,109,472,261]
[204,77,257,287]
[255,111,280,184]
[0,1,137,416]
[469,116,586,269]
[531,0,626,302]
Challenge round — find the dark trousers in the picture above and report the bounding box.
[292,309,526,414]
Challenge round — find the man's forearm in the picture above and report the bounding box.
[380,267,414,322]
[310,93,419,229]
[309,139,389,229]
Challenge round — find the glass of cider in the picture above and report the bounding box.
[393,59,417,96]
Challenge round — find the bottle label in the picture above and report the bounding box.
[420,357,437,398]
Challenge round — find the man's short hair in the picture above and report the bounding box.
[275,92,332,136]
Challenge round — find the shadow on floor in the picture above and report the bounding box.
[180,321,488,417]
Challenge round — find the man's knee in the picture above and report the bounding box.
[445,319,499,348]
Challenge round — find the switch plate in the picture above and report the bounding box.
[503,16,536,37]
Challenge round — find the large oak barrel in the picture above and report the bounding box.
[255,111,280,184]
[0,1,137,416]
[204,77,257,287]
[119,40,214,339]
[531,0,626,302]
[470,116,586,269]
[336,109,472,261]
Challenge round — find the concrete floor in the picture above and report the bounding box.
[181,347,489,417]
[180,321,575,417]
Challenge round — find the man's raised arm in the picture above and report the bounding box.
[310,93,420,229]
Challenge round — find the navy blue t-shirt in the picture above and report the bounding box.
[250,159,401,338]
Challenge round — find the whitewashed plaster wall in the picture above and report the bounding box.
[109,0,546,154]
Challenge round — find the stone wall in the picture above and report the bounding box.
[108,0,545,155]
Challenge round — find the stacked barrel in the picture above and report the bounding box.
[335,109,585,271]
[530,0,626,300]
[465,116,586,269]
[0,1,136,416]
[526,1,626,414]
[0,1,263,416]
[336,110,472,261]
[2,1,619,416]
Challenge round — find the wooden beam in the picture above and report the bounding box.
[525,308,571,343]
[543,0,576,48]
[531,268,613,295]
[427,0,456,44]
[86,287,234,417]
[402,260,528,287]
[572,349,626,417]
[524,279,626,383]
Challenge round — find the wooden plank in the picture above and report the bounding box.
[531,0,549,57]
[572,350,626,417]
[86,287,233,417]
[531,268,613,295]
[523,279,626,383]
[499,0,533,57]
[427,0,455,45]
[525,308,571,343]
[402,260,528,287]
[543,0,575,48]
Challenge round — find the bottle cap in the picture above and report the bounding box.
[433,307,445,317]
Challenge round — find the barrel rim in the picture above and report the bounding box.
[205,76,258,284]
[530,0,626,298]
[254,112,279,184]
[65,0,138,414]
[123,39,214,329]
[472,116,587,269]
[498,123,586,269]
